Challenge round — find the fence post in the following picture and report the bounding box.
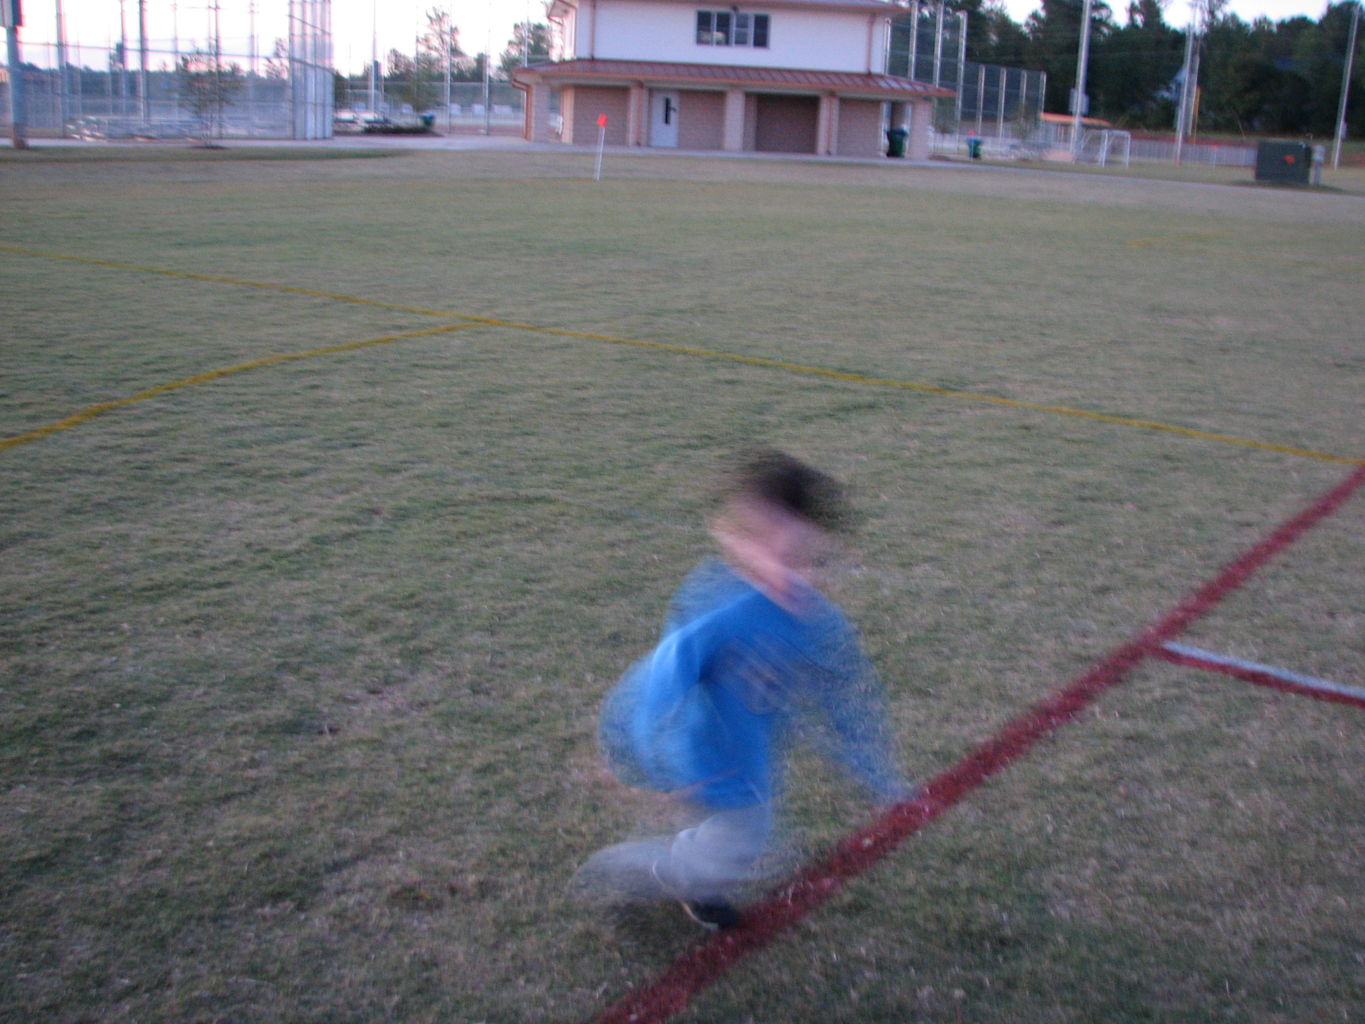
[4,0,27,150]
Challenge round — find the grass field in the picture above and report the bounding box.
[1,144,1362,1024]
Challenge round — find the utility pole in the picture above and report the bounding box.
[1071,0,1094,160]
[2,0,26,148]
[1176,0,1211,164]
[1174,20,1195,164]
[1332,1,1360,169]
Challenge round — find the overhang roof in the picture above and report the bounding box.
[514,59,955,99]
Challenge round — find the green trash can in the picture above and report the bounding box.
[419,113,436,132]
[886,128,908,158]
[966,136,983,160]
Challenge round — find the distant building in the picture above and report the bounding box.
[1038,112,1114,148]
[512,0,953,160]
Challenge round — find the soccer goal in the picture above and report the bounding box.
[1077,128,1132,167]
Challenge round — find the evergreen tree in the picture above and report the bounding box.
[1089,0,1186,126]
[1023,0,1117,114]
[500,22,553,77]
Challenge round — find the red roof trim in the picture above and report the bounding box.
[550,0,897,13]
[515,59,955,98]
[1040,112,1115,128]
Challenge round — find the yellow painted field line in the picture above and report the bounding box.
[0,243,468,320]
[5,244,1359,466]
[0,322,480,453]
[1124,231,1230,248]
[449,319,1364,467]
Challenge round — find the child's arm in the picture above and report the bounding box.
[798,622,915,805]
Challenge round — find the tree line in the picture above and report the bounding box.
[955,0,1361,136]
[334,2,1360,137]
[333,10,551,114]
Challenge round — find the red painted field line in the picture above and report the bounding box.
[587,463,1365,1024]
[1154,646,1365,711]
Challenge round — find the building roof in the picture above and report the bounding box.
[1040,112,1115,129]
[548,0,898,15]
[514,59,956,99]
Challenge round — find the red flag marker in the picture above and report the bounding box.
[594,114,608,180]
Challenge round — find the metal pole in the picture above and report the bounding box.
[1174,26,1194,165]
[1071,0,1093,160]
[443,9,451,133]
[212,0,221,138]
[136,0,148,123]
[1332,1,1360,169]
[288,0,296,136]
[932,2,944,88]
[118,0,128,116]
[55,0,69,135]
[482,4,491,135]
[954,10,966,127]
[324,0,334,139]
[1187,31,1201,142]
[976,62,985,136]
[907,1,918,81]
[4,0,26,149]
[368,0,377,114]
[997,65,1007,136]
[248,0,257,135]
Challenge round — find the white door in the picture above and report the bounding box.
[649,90,679,148]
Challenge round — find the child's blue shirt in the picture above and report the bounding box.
[600,560,904,810]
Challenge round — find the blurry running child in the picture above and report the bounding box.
[577,449,913,929]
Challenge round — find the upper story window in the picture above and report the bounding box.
[696,11,770,48]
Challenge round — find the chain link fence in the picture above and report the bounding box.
[335,81,524,134]
[1,0,331,140]
[888,6,1046,142]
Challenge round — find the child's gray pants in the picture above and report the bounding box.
[573,801,774,905]
[654,801,773,903]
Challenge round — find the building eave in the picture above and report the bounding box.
[513,58,956,99]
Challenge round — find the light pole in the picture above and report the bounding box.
[1174,8,1198,166]
[1071,0,1094,160]
[1332,1,1360,170]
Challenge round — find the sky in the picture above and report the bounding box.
[14,0,1345,73]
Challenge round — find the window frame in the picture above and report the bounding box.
[696,9,769,49]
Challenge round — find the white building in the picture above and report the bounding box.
[512,0,952,160]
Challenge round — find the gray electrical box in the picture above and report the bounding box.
[1255,141,1313,184]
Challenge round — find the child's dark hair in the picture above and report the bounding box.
[716,448,851,532]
